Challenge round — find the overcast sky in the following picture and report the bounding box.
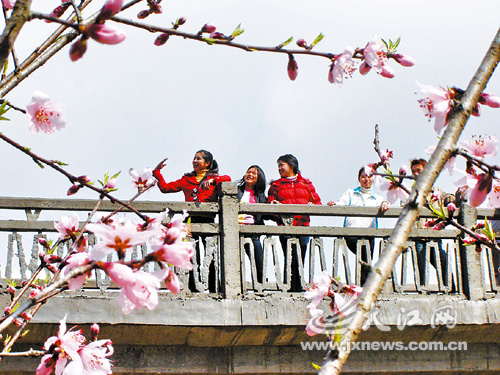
[1,0,500,216]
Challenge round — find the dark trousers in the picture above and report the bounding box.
[188,216,218,293]
[244,235,264,283]
[344,237,375,286]
[416,240,448,286]
[280,235,309,292]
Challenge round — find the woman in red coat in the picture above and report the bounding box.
[153,150,231,293]
[268,154,321,292]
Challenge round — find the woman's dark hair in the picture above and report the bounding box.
[277,154,300,174]
[358,166,366,179]
[238,165,267,195]
[196,149,219,174]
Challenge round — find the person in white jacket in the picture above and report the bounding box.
[327,167,389,284]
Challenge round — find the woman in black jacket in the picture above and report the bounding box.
[237,165,268,283]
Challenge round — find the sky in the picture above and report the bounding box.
[1,0,500,219]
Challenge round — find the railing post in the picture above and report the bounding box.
[458,203,485,300]
[219,182,241,298]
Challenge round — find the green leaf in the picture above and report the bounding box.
[277,36,293,49]
[482,217,496,241]
[310,32,324,49]
[312,363,322,370]
[56,160,68,166]
[2,60,8,75]
[203,38,215,45]
[111,171,121,179]
[230,24,245,39]
[381,38,389,50]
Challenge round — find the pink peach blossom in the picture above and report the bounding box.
[487,182,500,208]
[362,37,394,78]
[87,219,156,261]
[62,252,91,290]
[129,167,157,190]
[468,173,493,207]
[304,271,332,316]
[78,339,114,374]
[380,179,409,204]
[460,134,498,159]
[54,214,80,239]
[165,268,181,293]
[102,262,168,314]
[417,82,453,134]
[331,284,363,318]
[328,48,356,87]
[26,91,66,134]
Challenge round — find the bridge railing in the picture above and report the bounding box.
[0,182,499,300]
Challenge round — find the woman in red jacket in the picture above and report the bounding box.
[153,150,231,293]
[268,154,322,292]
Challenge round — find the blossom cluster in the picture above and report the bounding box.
[36,317,113,375]
[303,271,362,336]
[55,208,193,314]
[290,36,415,86]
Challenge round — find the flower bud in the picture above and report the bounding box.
[209,31,225,40]
[47,3,72,22]
[359,62,371,75]
[154,33,169,46]
[21,312,32,321]
[150,2,161,14]
[99,0,124,20]
[287,54,298,81]
[446,202,456,218]
[177,17,187,25]
[393,53,415,67]
[137,9,150,19]
[8,285,15,295]
[87,24,126,45]
[380,66,395,79]
[201,23,216,33]
[4,306,11,315]
[327,63,335,84]
[480,93,500,108]
[38,238,49,248]
[90,323,100,341]
[67,184,81,196]
[432,222,446,231]
[69,37,88,62]
[399,165,408,176]
[13,318,23,326]
[296,38,307,48]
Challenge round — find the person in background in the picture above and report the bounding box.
[268,154,322,292]
[153,150,231,293]
[410,158,450,287]
[237,165,268,284]
[327,166,389,285]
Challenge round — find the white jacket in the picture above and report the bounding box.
[337,187,385,228]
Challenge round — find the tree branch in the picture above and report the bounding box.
[319,25,500,375]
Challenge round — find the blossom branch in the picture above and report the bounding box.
[0,349,45,357]
[319,25,500,375]
[0,132,149,221]
[111,15,336,58]
[0,264,95,334]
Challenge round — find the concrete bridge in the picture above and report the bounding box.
[0,183,499,374]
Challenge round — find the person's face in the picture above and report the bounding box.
[244,167,258,189]
[359,171,373,189]
[278,161,295,178]
[411,163,425,176]
[192,152,210,172]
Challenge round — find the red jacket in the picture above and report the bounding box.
[153,169,231,202]
[267,174,322,226]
